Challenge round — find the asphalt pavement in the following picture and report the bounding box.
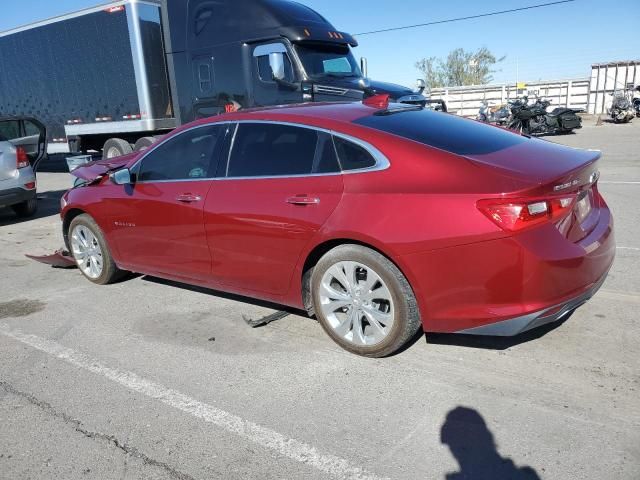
[1,118,639,479]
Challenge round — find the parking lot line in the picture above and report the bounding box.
[0,324,385,480]
[617,246,640,251]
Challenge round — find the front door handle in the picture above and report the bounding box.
[176,193,202,203]
[286,196,320,206]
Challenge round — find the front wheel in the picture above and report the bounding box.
[311,245,421,357]
[69,214,125,285]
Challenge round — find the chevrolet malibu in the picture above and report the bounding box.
[60,98,615,357]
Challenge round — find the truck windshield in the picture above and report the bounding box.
[295,44,361,79]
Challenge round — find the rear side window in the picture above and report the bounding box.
[227,123,318,177]
[333,136,376,171]
[138,125,224,182]
[0,120,20,141]
[353,108,527,155]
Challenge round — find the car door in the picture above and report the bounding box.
[108,124,227,280]
[204,122,344,295]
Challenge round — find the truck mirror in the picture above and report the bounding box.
[416,79,426,93]
[360,57,368,78]
[269,53,286,81]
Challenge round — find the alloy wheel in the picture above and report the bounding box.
[319,261,395,346]
[71,225,104,279]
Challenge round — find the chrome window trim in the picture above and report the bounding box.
[129,119,390,184]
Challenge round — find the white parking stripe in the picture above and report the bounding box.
[0,325,385,480]
[618,247,640,251]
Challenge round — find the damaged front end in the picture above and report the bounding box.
[26,249,76,268]
[27,152,139,269]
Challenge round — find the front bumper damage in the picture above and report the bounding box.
[26,249,76,269]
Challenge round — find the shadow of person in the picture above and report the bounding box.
[441,407,541,480]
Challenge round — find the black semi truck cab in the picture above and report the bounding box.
[0,0,438,158]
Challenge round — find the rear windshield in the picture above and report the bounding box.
[353,108,528,156]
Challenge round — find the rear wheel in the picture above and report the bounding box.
[69,214,124,285]
[12,198,37,218]
[311,245,421,357]
[133,136,156,152]
[102,138,133,160]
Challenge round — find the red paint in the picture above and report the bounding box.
[63,102,615,334]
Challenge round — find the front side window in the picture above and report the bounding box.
[253,43,295,83]
[226,123,319,178]
[138,125,225,182]
[295,44,361,79]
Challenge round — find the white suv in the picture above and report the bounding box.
[0,117,46,218]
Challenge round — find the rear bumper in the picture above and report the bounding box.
[457,270,608,335]
[401,202,615,335]
[0,187,36,208]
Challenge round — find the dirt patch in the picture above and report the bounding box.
[0,299,46,319]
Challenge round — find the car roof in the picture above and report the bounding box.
[189,102,379,132]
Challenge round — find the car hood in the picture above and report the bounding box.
[367,80,416,99]
[71,152,139,181]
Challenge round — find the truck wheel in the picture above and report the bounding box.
[12,198,38,218]
[311,245,421,358]
[133,136,156,152]
[68,214,125,285]
[102,138,133,160]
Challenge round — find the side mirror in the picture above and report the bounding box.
[269,52,286,81]
[111,168,133,185]
[416,79,426,94]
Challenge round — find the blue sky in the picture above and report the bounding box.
[2,0,638,88]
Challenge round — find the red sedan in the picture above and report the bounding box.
[61,98,615,357]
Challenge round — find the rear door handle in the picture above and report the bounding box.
[286,196,320,206]
[176,193,202,203]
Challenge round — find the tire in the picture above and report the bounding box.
[12,198,37,218]
[133,136,156,152]
[102,138,133,160]
[68,214,125,285]
[311,245,421,358]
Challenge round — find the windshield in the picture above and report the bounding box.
[295,43,362,79]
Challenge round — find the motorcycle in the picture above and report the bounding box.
[632,86,640,118]
[609,91,635,123]
[477,101,510,125]
[507,95,582,136]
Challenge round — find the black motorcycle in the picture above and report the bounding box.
[508,96,582,136]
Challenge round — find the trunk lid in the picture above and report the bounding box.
[468,139,602,242]
[0,140,16,181]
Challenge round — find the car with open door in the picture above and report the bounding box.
[60,98,614,357]
[0,116,47,217]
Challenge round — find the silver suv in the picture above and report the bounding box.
[0,117,46,218]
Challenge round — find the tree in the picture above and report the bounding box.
[415,47,505,90]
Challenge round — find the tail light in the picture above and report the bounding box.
[477,195,577,232]
[16,147,30,169]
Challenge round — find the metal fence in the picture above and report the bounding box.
[427,60,640,117]
[428,79,590,118]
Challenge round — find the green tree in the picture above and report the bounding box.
[415,47,505,90]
